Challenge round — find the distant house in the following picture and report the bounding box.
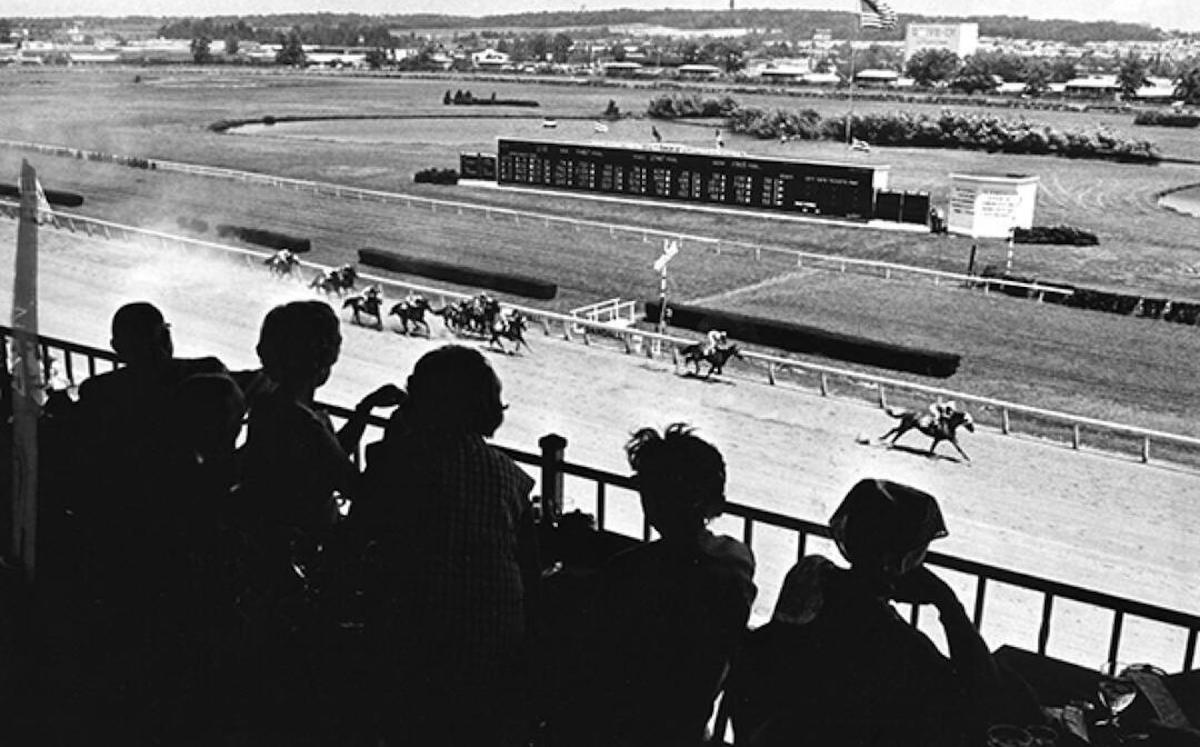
[1063,75,1120,99]
[753,58,812,83]
[1134,76,1178,102]
[472,48,511,70]
[677,63,723,80]
[802,71,842,86]
[854,68,900,88]
[603,61,643,78]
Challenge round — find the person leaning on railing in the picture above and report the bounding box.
[726,479,1003,747]
[548,423,756,747]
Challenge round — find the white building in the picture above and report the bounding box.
[904,23,979,61]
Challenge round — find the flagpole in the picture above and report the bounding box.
[845,2,858,146]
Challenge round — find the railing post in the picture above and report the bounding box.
[538,433,567,527]
[1107,611,1124,664]
[1037,593,1055,655]
[1072,424,1081,450]
[819,373,829,397]
[1001,408,1011,435]
[767,362,776,386]
[1141,437,1150,464]
[878,385,887,409]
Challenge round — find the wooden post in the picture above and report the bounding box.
[767,362,776,385]
[1001,408,1011,435]
[819,373,829,397]
[1141,437,1150,464]
[1072,424,1081,450]
[538,434,567,526]
[877,385,887,409]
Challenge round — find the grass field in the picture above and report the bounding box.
[2,67,1199,437]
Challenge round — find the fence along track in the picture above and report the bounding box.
[3,323,1199,674]
[3,201,1198,469]
[0,137,1073,299]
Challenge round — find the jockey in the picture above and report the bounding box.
[928,399,958,425]
[702,329,728,356]
[364,284,382,301]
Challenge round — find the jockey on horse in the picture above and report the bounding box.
[702,329,729,356]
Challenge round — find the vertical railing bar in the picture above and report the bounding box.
[796,530,808,561]
[1037,593,1055,655]
[742,518,754,548]
[596,482,607,532]
[909,604,920,626]
[1184,628,1197,672]
[1107,610,1124,664]
[973,576,987,628]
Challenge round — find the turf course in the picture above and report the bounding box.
[2,67,1199,438]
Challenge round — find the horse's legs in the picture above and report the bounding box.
[948,438,971,462]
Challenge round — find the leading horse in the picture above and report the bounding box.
[878,406,975,462]
[389,295,432,336]
[343,293,383,329]
[489,310,531,355]
[264,249,300,279]
[678,343,743,379]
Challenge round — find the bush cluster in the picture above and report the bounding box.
[646,93,740,119]
[1013,226,1099,246]
[1133,110,1200,128]
[214,224,312,253]
[414,168,459,185]
[442,89,539,107]
[644,300,960,378]
[978,267,1200,324]
[722,106,1161,163]
[359,248,557,300]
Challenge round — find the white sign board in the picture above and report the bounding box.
[946,173,1039,239]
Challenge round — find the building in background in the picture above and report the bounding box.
[904,23,978,61]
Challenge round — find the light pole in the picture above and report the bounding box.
[652,238,679,355]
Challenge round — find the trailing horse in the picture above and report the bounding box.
[343,293,383,329]
[264,249,300,278]
[309,264,358,296]
[678,343,743,379]
[389,296,432,336]
[879,406,975,462]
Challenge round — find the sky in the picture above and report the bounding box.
[5,0,1198,32]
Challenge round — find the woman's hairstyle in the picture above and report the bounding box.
[625,423,726,527]
[829,479,948,569]
[256,301,342,384]
[403,345,505,437]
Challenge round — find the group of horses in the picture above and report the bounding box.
[262,251,529,354]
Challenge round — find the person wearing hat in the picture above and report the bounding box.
[727,479,1000,747]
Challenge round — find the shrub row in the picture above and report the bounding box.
[358,248,557,300]
[646,93,740,119]
[215,224,312,253]
[414,168,459,185]
[442,89,539,107]
[644,301,960,378]
[1133,110,1200,128]
[1013,226,1099,246]
[721,105,1161,163]
[979,267,1200,324]
[175,216,209,234]
[0,184,85,208]
[76,150,156,169]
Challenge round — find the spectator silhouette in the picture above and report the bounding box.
[238,300,400,536]
[554,423,756,747]
[727,479,1001,747]
[355,344,538,747]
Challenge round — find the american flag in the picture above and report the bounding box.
[859,0,897,29]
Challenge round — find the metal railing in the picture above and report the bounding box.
[4,203,1199,468]
[4,326,1198,676]
[0,137,1074,298]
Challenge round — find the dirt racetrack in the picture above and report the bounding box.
[2,220,1197,668]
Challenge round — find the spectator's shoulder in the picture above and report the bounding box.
[177,356,228,378]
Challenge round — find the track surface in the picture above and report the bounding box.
[3,221,1198,666]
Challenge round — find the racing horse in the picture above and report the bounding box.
[309,264,358,296]
[264,249,300,278]
[677,343,744,379]
[489,310,531,355]
[878,406,975,462]
[431,301,470,334]
[343,293,383,329]
[389,295,432,336]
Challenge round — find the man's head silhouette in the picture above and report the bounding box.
[110,302,173,367]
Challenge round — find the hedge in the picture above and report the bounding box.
[1013,225,1099,246]
[720,105,1161,163]
[358,248,557,300]
[644,301,960,378]
[1133,110,1200,128]
[0,184,85,208]
[414,168,459,185]
[444,89,539,107]
[214,224,312,253]
[977,268,1200,325]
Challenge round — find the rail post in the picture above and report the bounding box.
[1001,408,1011,435]
[767,362,776,386]
[877,385,887,409]
[538,434,567,527]
[1072,424,1081,450]
[819,373,830,397]
[1141,437,1150,464]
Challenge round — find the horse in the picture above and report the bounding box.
[311,264,358,296]
[467,294,501,336]
[343,293,383,329]
[489,310,531,355]
[389,295,432,336]
[678,343,743,379]
[878,406,975,462]
[264,250,300,278]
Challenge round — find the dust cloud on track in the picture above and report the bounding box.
[3,222,1197,666]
